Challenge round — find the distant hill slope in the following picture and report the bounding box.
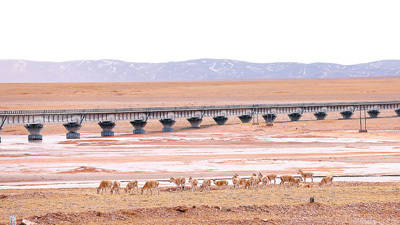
[1,59,400,82]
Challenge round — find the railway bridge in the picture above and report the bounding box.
[0,100,399,142]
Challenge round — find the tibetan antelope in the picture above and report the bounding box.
[232,174,240,189]
[141,180,160,195]
[245,174,260,189]
[125,180,139,194]
[267,174,277,184]
[258,172,271,187]
[292,177,302,187]
[97,180,112,194]
[111,180,121,194]
[298,169,314,183]
[189,177,199,192]
[200,179,211,192]
[170,177,186,191]
[280,175,295,186]
[319,176,333,186]
[212,179,229,189]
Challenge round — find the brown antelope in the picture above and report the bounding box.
[319,176,333,186]
[267,174,277,184]
[239,177,247,188]
[111,181,121,194]
[292,177,302,187]
[258,172,270,187]
[125,180,138,194]
[212,179,229,189]
[245,174,260,189]
[170,177,186,191]
[97,180,112,194]
[232,174,241,189]
[244,179,252,189]
[298,169,314,183]
[200,179,211,192]
[280,175,295,186]
[189,176,199,192]
[141,180,160,195]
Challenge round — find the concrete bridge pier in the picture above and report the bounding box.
[98,121,116,137]
[187,117,202,128]
[213,116,228,125]
[63,122,81,139]
[288,113,302,121]
[314,112,327,120]
[340,111,353,119]
[262,114,277,125]
[160,119,176,132]
[238,115,252,123]
[24,123,43,142]
[368,109,380,118]
[130,120,147,134]
[396,109,400,116]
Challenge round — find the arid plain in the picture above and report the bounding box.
[1,78,400,224]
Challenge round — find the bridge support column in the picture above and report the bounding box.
[160,119,176,132]
[98,121,115,137]
[340,111,353,119]
[187,117,202,128]
[368,109,380,118]
[213,116,228,125]
[63,122,81,139]
[314,112,327,120]
[396,109,400,117]
[130,120,147,134]
[262,114,277,126]
[288,113,302,121]
[238,115,252,123]
[24,124,43,142]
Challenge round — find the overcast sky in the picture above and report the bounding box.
[0,0,399,64]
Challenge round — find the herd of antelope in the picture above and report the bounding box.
[96,169,334,195]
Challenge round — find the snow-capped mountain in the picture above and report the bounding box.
[1,59,400,82]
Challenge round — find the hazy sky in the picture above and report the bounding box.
[1,0,399,64]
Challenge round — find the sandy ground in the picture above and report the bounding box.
[0,78,400,224]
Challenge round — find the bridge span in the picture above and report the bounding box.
[0,100,399,142]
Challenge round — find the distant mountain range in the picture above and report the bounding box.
[1,59,400,82]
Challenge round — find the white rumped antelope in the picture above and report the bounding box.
[97,180,112,194]
[125,180,139,194]
[319,176,333,186]
[280,175,295,186]
[170,177,186,191]
[111,181,121,194]
[298,169,314,183]
[232,174,241,189]
[189,176,199,192]
[141,180,160,195]
[200,179,211,192]
[212,179,229,189]
[267,174,277,185]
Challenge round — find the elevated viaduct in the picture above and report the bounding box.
[0,101,399,142]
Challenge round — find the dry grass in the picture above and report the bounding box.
[1,182,400,224]
[1,78,400,110]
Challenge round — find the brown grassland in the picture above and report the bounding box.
[1,182,400,224]
[1,77,400,110]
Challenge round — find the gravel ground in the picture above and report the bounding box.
[1,182,400,224]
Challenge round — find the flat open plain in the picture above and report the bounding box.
[0,78,399,224]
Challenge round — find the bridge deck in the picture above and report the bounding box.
[0,100,399,125]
